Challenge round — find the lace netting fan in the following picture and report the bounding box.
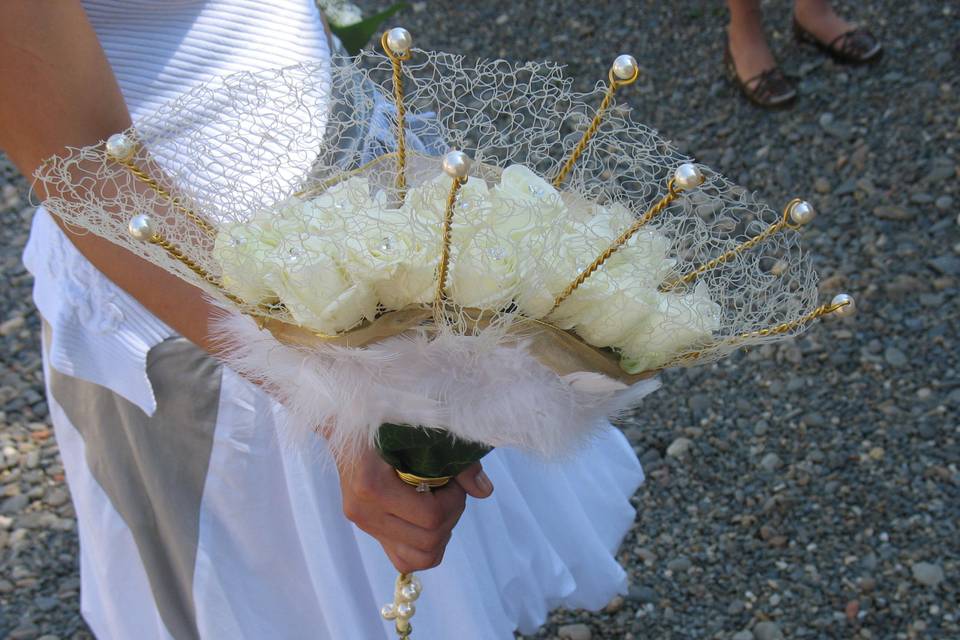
[35,28,855,637]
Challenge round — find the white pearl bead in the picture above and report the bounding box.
[442,150,472,179]
[396,602,415,619]
[400,583,420,602]
[789,200,816,226]
[105,133,136,162]
[409,575,422,592]
[127,214,155,241]
[385,27,412,55]
[673,163,703,191]
[831,293,856,318]
[380,604,397,620]
[612,54,638,82]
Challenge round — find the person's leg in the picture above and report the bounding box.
[793,0,882,63]
[726,0,777,82]
[726,0,797,107]
[793,0,854,44]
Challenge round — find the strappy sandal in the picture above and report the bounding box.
[723,40,797,109]
[793,19,882,64]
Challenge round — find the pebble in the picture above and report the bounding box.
[935,195,954,211]
[666,556,692,572]
[884,346,908,367]
[873,205,915,221]
[666,437,693,458]
[813,177,830,194]
[627,585,657,603]
[759,453,782,472]
[911,562,945,587]
[558,623,592,640]
[1,494,29,514]
[752,621,784,640]
[0,314,25,336]
[732,632,754,640]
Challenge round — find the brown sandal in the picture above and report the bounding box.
[724,40,797,109]
[793,19,882,64]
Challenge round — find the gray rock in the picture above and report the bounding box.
[911,562,945,587]
[666,556,692,572]
[752,621,784,640]
[0,314,25,336]
[935,195,954,211]
[627,584,657,603]
[732,632,754,640]
[1,494,29,514]
[34,595,59,611]
[558,623,592,640]
[666,437,694,458]
[873,205,916,221]
[760,452,782,472]
[884,346,908,367]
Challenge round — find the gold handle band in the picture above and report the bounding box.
[395,470,452,492]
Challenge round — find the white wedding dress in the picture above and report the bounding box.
[23,1,644,638]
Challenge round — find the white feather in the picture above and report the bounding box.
[212,311,661,464]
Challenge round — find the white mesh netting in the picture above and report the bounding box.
[35,49,819,374]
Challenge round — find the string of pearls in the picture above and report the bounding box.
[381,573,422,638]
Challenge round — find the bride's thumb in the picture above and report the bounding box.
[454,462,494,499]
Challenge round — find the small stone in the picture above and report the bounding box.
[667,556,692,572]
[846,600,860,622]
[558,623,592,640]
[37,636,61,640]
[0,494,29,514]
[634,547,657,563]
[34,595,58,611]
[732,632,754,640]
[45,487,69,507]
[604,595,624,613]
[910,192,934,204]
[728,599,746,614]
[752,621,784,640]
[627,584,657,603]
[935,195,954,211]
[760,452,782,472]
[884,346,908,367]
[873,205,915,221]
[858,576,877,593]
[868,447,885,461]
[813,177,830,194]
[911,562,945,587]
[0,315,25,336]
[666,437,694,458]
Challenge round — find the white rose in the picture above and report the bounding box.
[449,238,519,310]
[619,280,722,372]
[214,222,284,303]
[271,236,378,334]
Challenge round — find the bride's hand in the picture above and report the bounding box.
[337,446,493,574]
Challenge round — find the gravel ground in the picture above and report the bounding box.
[1,1,958,638]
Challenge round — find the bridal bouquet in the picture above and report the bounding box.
[35,28,854,637]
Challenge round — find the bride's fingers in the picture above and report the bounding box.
[453,462,494,499]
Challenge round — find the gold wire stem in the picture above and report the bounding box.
[117,158,216,238]
[147,232,244,306]
[662,198,806,291]
[433,176,466,310]
[549,179,680,313]
[381,32,411,199]
[294,152,398,198]
[673,296,853,364]
[552,66,639,188]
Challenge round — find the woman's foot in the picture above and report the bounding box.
[793,0,882,63]
[725,28,797,108]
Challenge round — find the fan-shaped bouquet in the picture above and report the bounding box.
[36,28,854,636]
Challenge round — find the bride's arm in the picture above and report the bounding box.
[0,1,219,351]
[0,1,492,574]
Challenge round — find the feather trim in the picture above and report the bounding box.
[212,311,660,463]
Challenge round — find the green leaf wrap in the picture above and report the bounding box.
[375,423,492,479]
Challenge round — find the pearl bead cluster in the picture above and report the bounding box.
[381,574,422,632]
